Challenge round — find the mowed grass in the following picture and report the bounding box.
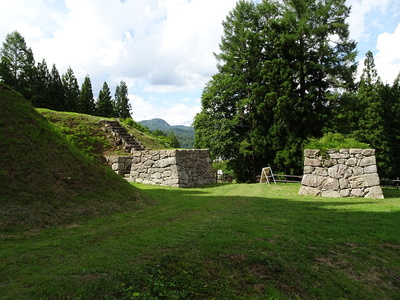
[1,183,399,299]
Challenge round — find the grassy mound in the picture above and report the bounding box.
[306,132,370,156]
[38,109,166,160]
[0,84,150,232]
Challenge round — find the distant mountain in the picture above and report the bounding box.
[139,118,195,149]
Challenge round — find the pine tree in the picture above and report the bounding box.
[79,75,95,115]
[31,59,50,108]
[357,51,391,177]
[62,67,80,112]
[48,64,65,111]
[114,81,131,119]
[96,81,115,117]
[0,31,35,99]
[194,0,357,180]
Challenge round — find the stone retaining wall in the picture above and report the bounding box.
[299,149,384,198]
[107,149,215,188]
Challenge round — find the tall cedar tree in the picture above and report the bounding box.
[96,81,115,117]
[194,0,357,181]
[31,59,50,108]
[387,74,400,178]
[357,51,392,177]
[0,31,36,100]
[62,67,80,112]
[114,81,132,119]
[48,64,65,111]
[79,75,96,115]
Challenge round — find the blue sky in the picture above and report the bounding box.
[1,0,399,125]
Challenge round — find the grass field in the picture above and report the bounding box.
[1,183,399,299]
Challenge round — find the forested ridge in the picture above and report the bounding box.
[194,0,400,182]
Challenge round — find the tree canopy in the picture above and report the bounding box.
[0,31,133,119]
[114,81,132,119]
[0,31,35,99]
[194,0,358,181]
[96,81,115,118]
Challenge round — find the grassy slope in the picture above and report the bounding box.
[38,109,165,159]
[0,84,150,232]
[1,183,399,299]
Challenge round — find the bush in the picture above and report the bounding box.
[121,118,150,134]
[305,132,370,154]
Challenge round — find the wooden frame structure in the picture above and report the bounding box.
[259,167,276,184]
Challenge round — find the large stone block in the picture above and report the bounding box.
[315,167,328,176]
[154,157,176,168]
[359,156,376,167]
[349,174,380,188]
[364,165,377,174]
[350,188,366,197]
[349,149,362,154]
[298,186,321,196]
[304,149,320,158]
[321,177,339,190]
[362,149,375,156]
[304,158,322,167]
[321,190,341,197]
[345,158,357,167]
[353,166,364,176]
[328,164,348,179]
[340,189,351,197]
[301,174,326,187]
[365,186,384,199]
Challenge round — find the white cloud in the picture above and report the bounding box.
[129,94,201,126]
[3,0,400,123]
[346,0,400,83]
[1,0,236,93]
[375,23,400,84]
[346,0,394,41]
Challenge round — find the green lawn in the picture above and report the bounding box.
[1,183,399,299]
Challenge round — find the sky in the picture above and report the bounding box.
[1,0,400,126]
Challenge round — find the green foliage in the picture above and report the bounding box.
[1,183,400,299]
[139,118,195,149]
[121,118,150,134]
[96,81,115,118]
[116,118,166,150]
[194,0,357,181]
[213,160,236,181]
[0,83,146,231]
[306,132,370,156]
[39,110,115,160]
[62,67,80,112]
[78,75,96,115]
[48,63,65,111]
[167,132,180,148]
[114,81,132,119]
[0,31,36,100]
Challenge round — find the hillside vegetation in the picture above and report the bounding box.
[139,118,195,149]
[0,84,151,232]
[38,109,166,160]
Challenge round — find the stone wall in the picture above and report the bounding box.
[299,149,384,198]
[107,149,215,188]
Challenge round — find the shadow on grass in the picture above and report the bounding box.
[382,187,400,198]
[1,183,399,300]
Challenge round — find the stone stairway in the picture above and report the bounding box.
[99,119,145,153]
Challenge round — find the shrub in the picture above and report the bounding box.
[305,132,370,155]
